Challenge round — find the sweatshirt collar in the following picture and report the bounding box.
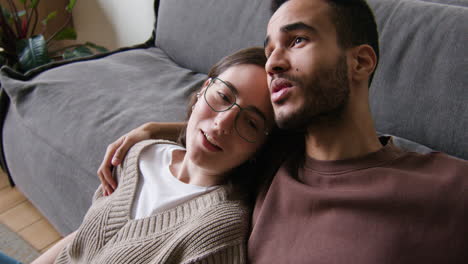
[303,136,404,174]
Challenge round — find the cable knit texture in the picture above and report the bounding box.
[55,140,249,264]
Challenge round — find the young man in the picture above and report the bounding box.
[248,0,468,263]
[98,0,468,263]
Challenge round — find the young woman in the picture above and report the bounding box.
[32,47,274,264]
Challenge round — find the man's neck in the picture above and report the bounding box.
[305,106,382,161]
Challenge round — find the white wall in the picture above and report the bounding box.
[73,0,155,50]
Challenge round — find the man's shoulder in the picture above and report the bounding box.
[394,150,468,175]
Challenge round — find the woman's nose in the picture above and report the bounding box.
[213,107,239,135]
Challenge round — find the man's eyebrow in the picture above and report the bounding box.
[264,22,316,49]
[281,22,316,34]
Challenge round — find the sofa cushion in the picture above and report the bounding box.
[154,0,271,74]
[368,0,468,159]
[0,47,207,233]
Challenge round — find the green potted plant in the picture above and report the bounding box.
[0,0,108,73]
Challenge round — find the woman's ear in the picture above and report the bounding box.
[197,78,212,98]
[349,45,377,83]
[202,78,212,88]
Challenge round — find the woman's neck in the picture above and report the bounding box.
[169,149,223,187]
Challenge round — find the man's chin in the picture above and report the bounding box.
[275,110,309,132]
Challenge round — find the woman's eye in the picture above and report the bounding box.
[217,91,231,103]
[248,119,259,130]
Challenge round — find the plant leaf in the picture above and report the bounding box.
[52,27,77,41]
[19,0,27,4]
[30,0,39,9]
[62,45,93,60]
[42,11,57,26]
[66,0,77,12]
[17,35,50,72]
[85,42,109,53]
[17,10,26,17]
[2,6,12,20]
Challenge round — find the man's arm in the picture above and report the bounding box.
[97,122,185,195]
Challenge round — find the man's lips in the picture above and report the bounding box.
[270,78,295,103]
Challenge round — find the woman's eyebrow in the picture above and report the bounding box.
[223,80,267,120]
[223,80,239,96]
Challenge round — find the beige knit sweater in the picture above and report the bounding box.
[55,140,249,264]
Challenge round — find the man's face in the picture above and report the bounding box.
[264,0,350,130]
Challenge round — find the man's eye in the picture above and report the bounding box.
[293,37,306,46]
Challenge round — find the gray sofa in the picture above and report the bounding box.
[0,0,466,235]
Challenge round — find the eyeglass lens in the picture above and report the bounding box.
[205,79,266,142]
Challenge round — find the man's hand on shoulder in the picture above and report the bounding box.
[97,122,185,196]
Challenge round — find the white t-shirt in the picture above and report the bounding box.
[131,143,218,219]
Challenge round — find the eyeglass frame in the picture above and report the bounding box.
[201,77,270,143]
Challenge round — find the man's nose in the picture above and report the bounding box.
[214,107,238,135]
[266,48,290,76]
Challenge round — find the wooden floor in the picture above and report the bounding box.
[0,168,62,254]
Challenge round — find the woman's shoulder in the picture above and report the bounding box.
[121,139,181,166]
[133,139,181,151]
[201,187,251,223]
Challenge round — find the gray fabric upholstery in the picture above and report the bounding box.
[416,0,468,7]
[155,0,271,74]
[368,0,468,159]
[0,0,466,235]
[1,47,206,233]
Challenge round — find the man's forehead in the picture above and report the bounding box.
[268,0,330,32]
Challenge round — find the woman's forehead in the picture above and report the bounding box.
[216,64,273,119]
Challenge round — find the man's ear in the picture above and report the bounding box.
[349,45,377,82]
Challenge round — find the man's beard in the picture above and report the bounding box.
[275,54,350,131]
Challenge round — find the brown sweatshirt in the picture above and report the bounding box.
[249,141,468,263]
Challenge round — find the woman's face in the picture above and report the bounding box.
[185,64,273,175]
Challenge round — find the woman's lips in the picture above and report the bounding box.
[201,130,223,152]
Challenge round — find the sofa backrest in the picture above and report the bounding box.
[368,0,467,159]
[154,0,271,74]
[153,0,467,159]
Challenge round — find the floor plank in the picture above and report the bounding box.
[0,187,27,213]
[18,218,62,251]
[0,200,43,231]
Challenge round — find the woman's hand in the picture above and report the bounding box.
[97,122,185,196]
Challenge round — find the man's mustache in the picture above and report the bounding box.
[270,73,303,88]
